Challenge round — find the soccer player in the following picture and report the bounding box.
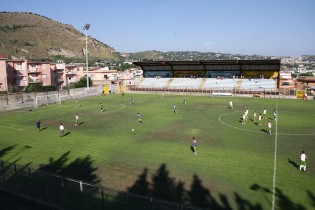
[183,98,186,104]
[299,151,307,172]
[241,112,246,124]
[100,103,104,112]
[137,113,143,123]
[130,97,135,105]
[263,108,267,119]
[258,114,262,125]
[36,120,41,132]
[253,111,257,123]
[75,114,79,126]
[267,121,272,134]
[75,99,79,107]
[273,110,277,121]
[59,123,65,137]
[173,104,177,113]
[161,92,164,99]
[245,107,249,122]
[228,100,233,110]
[192,137,197,156]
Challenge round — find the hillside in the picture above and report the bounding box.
[0,12,118,61]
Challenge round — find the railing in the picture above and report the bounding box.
[0,161,209,210]
[66,71,76,75]
[28,79,42,83]
[126,86,313,99]
[29,69,41,73]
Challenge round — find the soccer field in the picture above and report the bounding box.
[0,93,314,210]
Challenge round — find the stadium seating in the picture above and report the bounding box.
[138,78,170,88]
[168,78,203,89]
[240,79,277,90]
[203,78,237,90]
[137,78,277,91]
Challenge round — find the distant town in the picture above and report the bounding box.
[121,51,315,74]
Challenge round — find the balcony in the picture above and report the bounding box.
[29,70,41,74]
[66,71,76,75]
[56,70,64,74]
[57,78,64,82]
[29,79,42,83]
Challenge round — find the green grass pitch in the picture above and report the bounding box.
[0,94,314,210]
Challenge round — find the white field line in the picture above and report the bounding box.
[0,125,21,130]
[271,99,279,210]
[218,111,315,136]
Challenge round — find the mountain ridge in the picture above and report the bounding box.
[0,12,118,61]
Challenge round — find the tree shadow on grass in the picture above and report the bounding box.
[125,164,308,210]
[40,151,99,184]
[250,183,307,210]
[151,163,184,203]
[307,191,315,208]
[127,168,150,196]
[0,144,17,159]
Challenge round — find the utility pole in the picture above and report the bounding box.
[83,23,91,89]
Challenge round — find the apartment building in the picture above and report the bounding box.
[0,58,84,91]
[0,58,134,92]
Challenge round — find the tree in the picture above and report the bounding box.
[73,76,92,88]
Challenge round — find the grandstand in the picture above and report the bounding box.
[133,60,280,93]
[138,78,170,88]
[131,77,278,92]
[168,78,203,89]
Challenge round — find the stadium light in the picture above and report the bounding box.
[83,23,91,89]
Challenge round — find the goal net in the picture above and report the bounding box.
[34,94,61,108]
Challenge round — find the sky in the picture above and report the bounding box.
[2,0,315,57]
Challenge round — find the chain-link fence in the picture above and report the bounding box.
[0,161,210,210]
[0,86,103,111]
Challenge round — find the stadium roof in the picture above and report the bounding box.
[133,59,281,66]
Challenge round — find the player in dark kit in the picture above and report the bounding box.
[36,120,41,132]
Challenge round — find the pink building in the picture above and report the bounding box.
[0,58,134,92]
[65,64,84,86]
[0,58,8,91]
[27,61,51,86]
[6,59,28,91]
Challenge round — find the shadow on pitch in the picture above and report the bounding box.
[64,131,71,136]
[190,146,195,154]
[125,164,309,210]
[40,151,100,184]
[260,129,269,134]
[307,191,315,208]
[0,144,17,158]
[40,127,47,132]
[288,159,299,170]
[251,183,307,210]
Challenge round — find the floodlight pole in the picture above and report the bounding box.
[83,24,91,89]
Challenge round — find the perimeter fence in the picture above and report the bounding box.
[126,86,314,100]
[1,85,313,111]
[0,86,103,111]
[0,161,210,210]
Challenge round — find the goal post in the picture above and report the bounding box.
[34,94,61,108]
